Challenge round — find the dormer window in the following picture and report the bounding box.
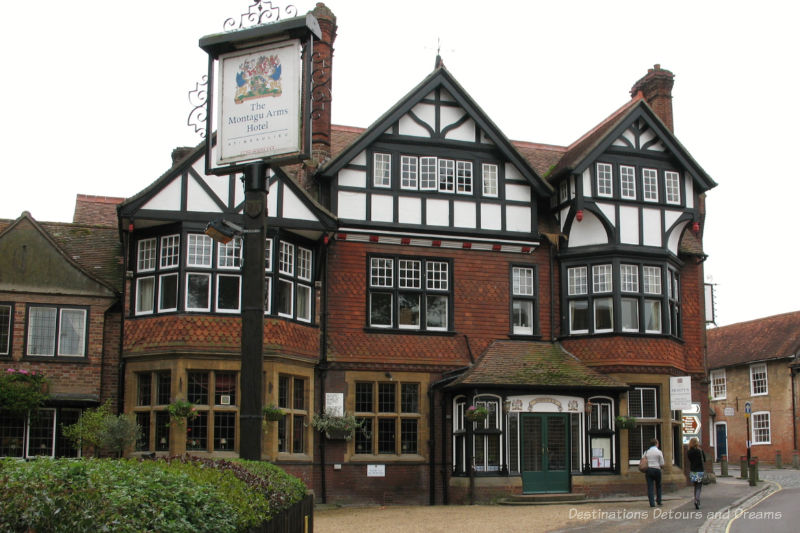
[643,168,659,202]
[665,171,681,204]
[620,166,636,199]
[373,153,391,188]
[596,163,613,197]
[482,163,498,198]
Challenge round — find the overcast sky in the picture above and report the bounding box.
[1,0,797,327]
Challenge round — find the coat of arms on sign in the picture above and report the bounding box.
[234,54,282,104]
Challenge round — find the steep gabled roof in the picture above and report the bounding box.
[707,311,800,369]
[549,96,717,192]
[319,66,553,197]
[0,212,121,295]
[446,340,629,390]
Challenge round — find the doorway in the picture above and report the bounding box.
[715,423,727,461]
[520,413,570,493]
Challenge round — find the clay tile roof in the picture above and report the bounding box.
[447,340,628,390]
[707,311,800,368]
[331,124,365,158]
[510,141,567,178]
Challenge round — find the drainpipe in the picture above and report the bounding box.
[317,235,331,503]
[428,385,436,505]
[441,390,449,504]
[117,225,130,415]
[792,361,798,451]
[549,238,556,341]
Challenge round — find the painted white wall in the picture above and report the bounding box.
[582,168,592,199]
[642,208,662,247]
[443,116,475,142]
[337,190,366,220]
[371,194,394,223]
[453,200,476,228]
[505,183,531,203]
[426,198,449,226]
[204,174,229,207]
[398,196,421,224]
[398,113,432,137]
[685,174,694,209]
[667,220,688,255]
[481,203,502,230]
[187,177,222,213]
[504,163,523,182]
[282,185,316,221]
[143,177,182,211]
[619,205,640,244]
[338,168,366,188]
[568,210,608,246]
[505,205,531,233]
[596,202,616,226]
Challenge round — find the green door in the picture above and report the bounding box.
[520,413,570,493]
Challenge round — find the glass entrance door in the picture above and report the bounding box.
[520,413,570,493]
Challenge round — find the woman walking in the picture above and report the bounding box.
[687,437,705,509]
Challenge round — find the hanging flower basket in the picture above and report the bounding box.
[0,368,50,416]
[263,404,285,421]
[167,399,198,424]
[311,410,362,441]
[465,405,488,423]
[616,416,637,430]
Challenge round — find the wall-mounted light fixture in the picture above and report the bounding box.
[576,210,584,222]
[204,219,260,244]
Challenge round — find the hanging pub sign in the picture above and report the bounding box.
[199,14,321,175]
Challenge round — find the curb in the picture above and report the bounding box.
[698,481,777,533]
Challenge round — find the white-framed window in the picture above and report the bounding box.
[456,161,473,194]
[472,396,502,472]
[263,277,272,315]
[438,159,455,192]
[26,306,87,357]
[621,264,639,293]
[569,300,589,334]
[594,297,613,332]
[750,363,768,396]
[185,273,211,312]
[373,153,391,188]
[297,247,312,281]
[592,264,612,293]
[644,299,662,333]
[710,369,727,400]
[568,267,588,296]
[264,238,273,272]
[187,234,213,267]
[559,180,568,203]
[216,274,241,313]
[482,163,498,197]
[158,273,178,313]
[620,165,636,199]
[368,256,450,331]
[296,284,312,323]
[279,242,295,276]
[596,163,613,197]
[751,411,771,444]
[665,171,681,204]
[277,279,294,318]
[628,386,658,418]
[137,238,157,272]
[420,156,437,190]
[400,155,418,190]
[135,276,155,315]
[0,303,11,355]
[159,234,180,269]
[643,266,662,294]
[643,168,659,202]
[621,297,639,332]
[217,237,243,269]
[512,266,535,335]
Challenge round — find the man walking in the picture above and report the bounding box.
[643,438,665,507]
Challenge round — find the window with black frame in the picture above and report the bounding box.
[587,398,614,470]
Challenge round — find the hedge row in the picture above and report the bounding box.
[0,456,307,533]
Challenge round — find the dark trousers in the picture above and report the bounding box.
[645,467,662,506]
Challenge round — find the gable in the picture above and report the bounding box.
[0,217,116,297]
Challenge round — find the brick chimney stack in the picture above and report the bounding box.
[630,64,675,132]
[308,3,337,167]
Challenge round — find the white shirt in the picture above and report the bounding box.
[644,445,665,469]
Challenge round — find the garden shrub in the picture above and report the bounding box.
[0,456,307,533]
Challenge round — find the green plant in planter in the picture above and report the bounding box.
[311,409,362,440]
[465,405,488,422]
[0,368,50,416]
[167,398,198,424]
[615,415,637,430]
[262,404,285,421]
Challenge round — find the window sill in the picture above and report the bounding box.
[363,328,455,337]
[275,452,313,462]
[349,454,426,463]
[22,355,89,364]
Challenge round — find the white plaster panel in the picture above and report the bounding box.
[568,210,608,247]
[647,140,666,152]
[191,158,206,179]
[453,200,476,228]
[481,203,502,230]
[439,88,455,102]
[398,196,422,224]
[505,183,531,203]
[582,168,592,198]
[685,174,694,208]
[444,117,475,142]
[283,184,316,221]
[560,206,570,232]
[642,208,662,247]
[667,220,687,255]
[371,195,394,223]
[186,177,221,213]
[268,180,278,216]
[143,176,182,211]
[426,199,450,226]
[352,150,367,166]
[337,190,366,220]
[640,128,656,147]
[204,175,229,207]
[338,168,366,188]
[663,210,681,232]
[398,113,432,137]
[504,163,523,182]
[619,206,640,244]
[411,102,436,131]
[505,205,531,233]
[596,202,616,226]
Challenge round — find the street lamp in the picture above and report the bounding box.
[198,13,320,461]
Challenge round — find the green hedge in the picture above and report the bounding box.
[0,457,307,533]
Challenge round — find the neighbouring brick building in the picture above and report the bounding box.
[0,195,123,458]
[707,311,800,466]
[3,4,717,506]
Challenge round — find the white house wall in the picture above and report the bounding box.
[186,176,223,213]
[619,206,639,244]
[642,208,662,247]
[568,210,608,247]
[142,177,182,211]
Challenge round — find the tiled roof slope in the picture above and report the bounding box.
[0,216,122,293]
[447,340,628,389]
[73,194,124,227]
[707,310,800,368]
